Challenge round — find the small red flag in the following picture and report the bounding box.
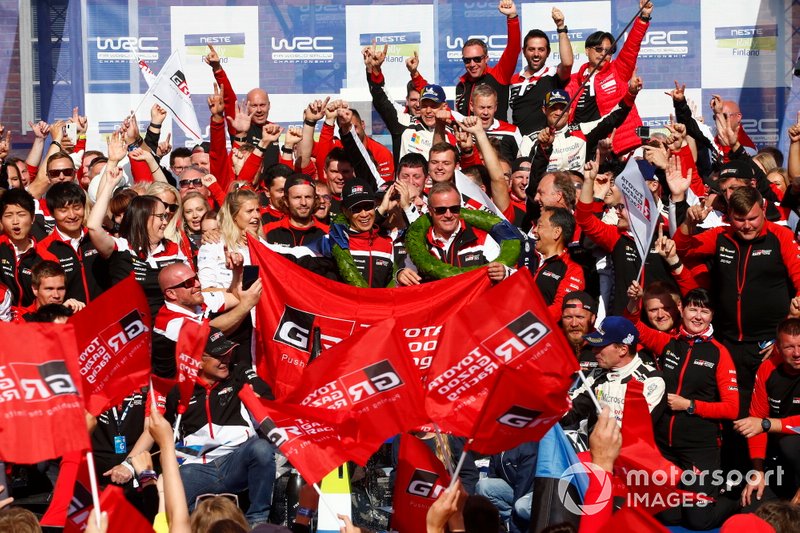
[40,451,84,528]
[0,323,89,464]
[283,319,429,448]
[391,434,452,533]
[70,275,152,416]
[175,318,209,414]
[239,385,375,485]
[97,485,155,533]
[424,269,577,452]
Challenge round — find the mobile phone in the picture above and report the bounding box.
[242,265,259,290]
[635,126,650,143]
[64,122,78,144]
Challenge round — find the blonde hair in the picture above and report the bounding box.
[753,152,778,174]
[219,188,261,250]
[0,507,43,533]
[145,182,183,243]
[190,497,248,533]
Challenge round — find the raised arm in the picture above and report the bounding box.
[27,120,65,199]
[297,97,329,171]
[493,0,521,84]
[459,116,510,212]
[148,409,191,533]
[87,133,127,259]
[552,8,573,81]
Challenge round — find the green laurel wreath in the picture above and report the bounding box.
[406,209,521,279]
[330,215,396,288]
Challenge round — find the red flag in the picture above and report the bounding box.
[391,434,452,533]
[424,269,578,453]
[0,323,89,463]
[239,386,375,485]
[40,451,85,527]
[615,380,707,514]
[97,485,155,533]
[247,236,491,398]
[64,481,155,533]
[148,374,176,415]
[283,319,429,447]
[70,275,152,416]
[175,318,209,414]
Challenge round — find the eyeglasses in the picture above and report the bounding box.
[151,213,170,222]
[172,165,189,173]
[431,205,461,215]
[167,276,198,290]
[48,167,75,179]
[194,493,239,508]
[180,178,203,188]
[165,203,179,213]
[462,56,485,65]
[591,46,612,54]
[349,201,375,213]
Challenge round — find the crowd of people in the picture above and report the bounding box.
[1,0,800,531]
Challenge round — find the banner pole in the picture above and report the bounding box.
[312,482,343,527]
[173,413,183,443]
[85,451,102,529]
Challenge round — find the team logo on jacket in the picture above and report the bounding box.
[480,311,550,365]
[273,305,355,352]
[407,469,446,498]
[339,360,403,403]
[0,361,78,403]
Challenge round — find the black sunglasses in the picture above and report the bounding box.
[165,203,179,213]
[167,276,198,290]
[462,56,485,65]
[431,205,461,215]
[48,167,75,179]
[180,178,203,188]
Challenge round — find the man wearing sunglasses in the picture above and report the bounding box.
[408,0,520,122]
[565,0,653,156]
[46,152,76,185]
[163,327,276,527]
[397,181,510,285]
[152,262,262,378]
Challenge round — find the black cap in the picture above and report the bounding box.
[719,160,756,181]
[205,327,238,358]
[511,157,531,173]
[341,179,376,210]
[562,291,597,314]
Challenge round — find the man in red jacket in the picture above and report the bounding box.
[566,0,652,156]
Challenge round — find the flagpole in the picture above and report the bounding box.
[85,451,102,529]
[172,413,183,443]
[577,370,603,414]
[432,423,454,476]
[312,482,343,527]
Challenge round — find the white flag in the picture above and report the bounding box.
[135,55,157,88]
[455,170,508,220]
[616,157,660,266]
[139,50,202,142]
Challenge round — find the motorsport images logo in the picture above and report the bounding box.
[714,25,777,57]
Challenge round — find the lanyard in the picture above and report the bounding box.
[111,397,134,435]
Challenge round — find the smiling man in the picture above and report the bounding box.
[264,174,329,248]
[509,8,574,136]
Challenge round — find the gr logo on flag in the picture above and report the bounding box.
[497,405,558,429]
[1,361,78,402]
[170,70,190,96]
[407,469,446,498]
[273,305,355,352]
[480,311,550,364]
[262,421,295,447]
[99,310,149,354]
[340,360,403,403]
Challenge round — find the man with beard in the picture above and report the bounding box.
[561,291,598,371]
[263,174,329,248]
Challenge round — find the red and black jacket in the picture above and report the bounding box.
[530,249,585,323]
[748,354,800,460]
[0,236,39,306]
[675,221,800,343]
[259,204,285,226]
[422,221,491,282]
[631,315,739,449]
[36,228,111,303]
[347,227,395,288]
[264,218,329,248]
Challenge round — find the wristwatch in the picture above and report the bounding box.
[686,400,696,415]
[761,418,772,432]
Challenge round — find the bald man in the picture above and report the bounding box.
[151,263,262,376]
[204,45,279,167]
